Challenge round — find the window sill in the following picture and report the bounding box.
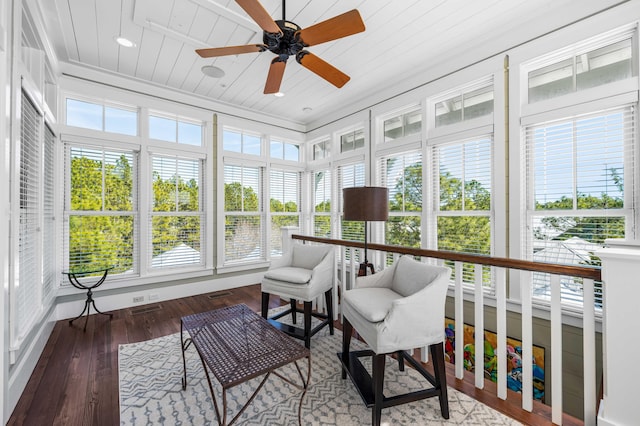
[216,261,270,274]
[57,267,215,296]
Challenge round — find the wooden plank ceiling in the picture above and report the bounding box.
[41,0,623,125]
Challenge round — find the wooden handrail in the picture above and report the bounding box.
[292,234,602,281]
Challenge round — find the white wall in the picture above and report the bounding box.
[0,0,12,422]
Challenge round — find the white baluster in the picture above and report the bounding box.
[521,271,533,412]
[582,278,596,426]
[496,267,507,400]
[475,263,484,389]
[550,274,563,424]
[454,261,464,380]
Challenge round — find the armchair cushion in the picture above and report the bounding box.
[263,266,312,284]
[291,244,331,270]
[343,287,403,322]
[391,255,441,297]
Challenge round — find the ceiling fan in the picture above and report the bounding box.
[196,0,366,94]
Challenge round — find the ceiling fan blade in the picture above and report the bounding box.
[264,58,287,94]
[236,0,282,35]
[296,51,350,88]
[196,44,266,58]
[296,9,365,46]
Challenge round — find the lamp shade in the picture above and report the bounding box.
[342,187,389,222]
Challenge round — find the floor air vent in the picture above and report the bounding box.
[207,291,232,299]
[129,304,162,315]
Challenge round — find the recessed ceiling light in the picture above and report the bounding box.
[201,65,225,78]
[274,92,285,97]
[115,36,136,48]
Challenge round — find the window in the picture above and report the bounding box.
[223,128,261,155]
[270,139,299,161]
[223,164,263,263]
[64,146,138,276]
[269,169,301,255]
[435,137,492,285]
[220,127,303,266]
[528,37,634,103]
[435,84,494,127]
[378,151,423,249]
[313,169,332,237]
[383,109,421,141]
[149,114,203,146]
[312,139,331,160]
[525,107,633,306]
[340,129,365,153]
[150,155,204,269]
[66,98,137,136]
[338,162,365,242]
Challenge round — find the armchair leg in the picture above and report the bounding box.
[261,292,269,319]
[303,301,312,348]
[290,299,297,324]
[430,342,449,419]
[372,353,386,426]
[397,350,405,372]
[324,288,334,335]
[341,319,353,379]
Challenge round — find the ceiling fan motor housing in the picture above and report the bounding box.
[264,20,304,61]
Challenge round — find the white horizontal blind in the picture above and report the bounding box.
[270,169,301,256]
[378,151,423,258]
[313,169,332,238]
[150,155,204,269]
[435,137,493,286]
[338,162,365,242]
[525,106,634,306]
[17,90,42,339]
[64,145,138,276]
[224,164,263,263]
[42,125,56,302]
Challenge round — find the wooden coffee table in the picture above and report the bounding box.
[180,304,311,425]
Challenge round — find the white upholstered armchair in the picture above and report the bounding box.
[339,255,451,426]
[261,243,335,348]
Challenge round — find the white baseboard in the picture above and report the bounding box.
[56,272,264,320]
[7,308,57,421]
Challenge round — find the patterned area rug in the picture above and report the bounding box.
[119,310,522,425]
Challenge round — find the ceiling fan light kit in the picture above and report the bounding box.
[195,0,365,94]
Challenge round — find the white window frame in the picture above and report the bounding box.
[59,85,213,289]
[217,118,304,271]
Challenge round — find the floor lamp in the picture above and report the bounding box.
[342,186,389,276]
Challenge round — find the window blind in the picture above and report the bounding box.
[224,164,264,263]
[525,106,634,306]
[338,162,365,242]
[17,90,42,339]
[65,145,138,276]
[313,169,332,238]
[42,125,56,303]
[270,169,301,256]
[150,155,204,269]
[434,137,493,286]
[378,151,423,250]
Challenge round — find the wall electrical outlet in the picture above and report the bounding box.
[133,296,144,303]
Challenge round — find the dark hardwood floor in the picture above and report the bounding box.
[8,284,580,425]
